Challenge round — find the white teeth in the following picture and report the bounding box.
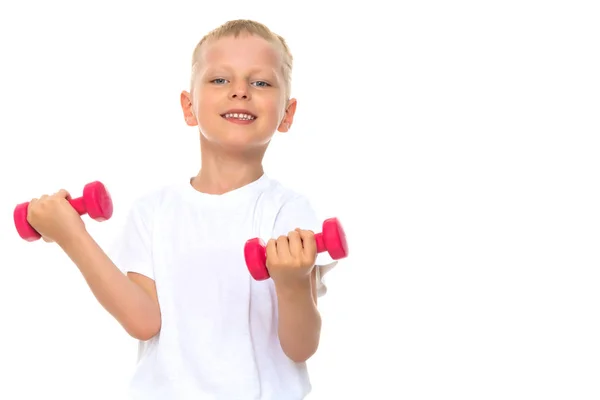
[224,113,255,120]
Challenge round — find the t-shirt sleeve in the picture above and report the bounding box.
[272,195,338,297]
[107,197,155,280]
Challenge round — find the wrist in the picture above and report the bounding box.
[274,276,312,298]
[57,228,92,252]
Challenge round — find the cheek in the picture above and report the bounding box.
[193,91,219,119]
[259,97,285,123]
[193,100,219,131]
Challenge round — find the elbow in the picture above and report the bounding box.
[286,350,317,363]
[125,316,161,341]
[283,342,320,363]
[131,327,160,341]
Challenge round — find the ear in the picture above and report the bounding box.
[180,91,198,126]
[277,98,297,133]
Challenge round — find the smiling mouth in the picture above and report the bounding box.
[221,112,256,121]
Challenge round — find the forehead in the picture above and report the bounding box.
[199,34,283,71]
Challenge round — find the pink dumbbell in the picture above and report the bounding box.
[14,181,113,242]
[244,217,348,281]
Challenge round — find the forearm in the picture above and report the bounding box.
[275,277,321,362]
[58,231,160,340]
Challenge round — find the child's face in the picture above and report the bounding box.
[181,34,296,152]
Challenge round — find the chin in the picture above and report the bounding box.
[201,134,269,154]
[199,120,274,148]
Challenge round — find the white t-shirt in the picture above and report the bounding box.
[108,174,337,400]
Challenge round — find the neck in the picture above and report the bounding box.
[191,136,266,195]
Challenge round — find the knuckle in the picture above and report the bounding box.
[278,257,290,266]
[287,257,300,267]
[303,255,315,265]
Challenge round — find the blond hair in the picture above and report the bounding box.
[191,19,293,99]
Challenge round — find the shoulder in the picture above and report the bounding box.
[134,183,182,204]
[122,182,184,221]
[261,176,316,212]
[260,177,322,234]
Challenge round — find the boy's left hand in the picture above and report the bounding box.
[266,228,317,286]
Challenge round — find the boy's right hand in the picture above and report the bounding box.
[27,189,87,245]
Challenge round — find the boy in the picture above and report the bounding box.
[25,19,338,399]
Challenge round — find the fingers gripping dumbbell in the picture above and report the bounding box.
[244,217,349,281]
[13,181,113,242]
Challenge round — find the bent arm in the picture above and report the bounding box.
[59,231,161,340]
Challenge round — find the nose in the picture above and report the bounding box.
[229,82,251,100]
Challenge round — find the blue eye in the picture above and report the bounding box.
[211,78,228,84]
[252,81,270,87]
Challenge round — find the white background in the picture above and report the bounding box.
[0,0,599,399]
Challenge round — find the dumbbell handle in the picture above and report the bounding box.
[260,232,326,255]
[246,217,347,281]
[68,196,88,216]
[250,231,326,265]
[314,232,327,253]
[249,232,326,280]
[19,195,88,229]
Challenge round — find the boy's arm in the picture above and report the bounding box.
[275,266,321,363]
[270,195,339,362]
[59,231,161,341]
